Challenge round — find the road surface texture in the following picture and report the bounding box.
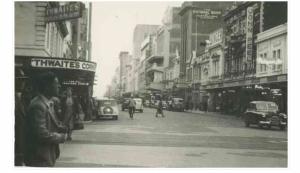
[56,107,287,167]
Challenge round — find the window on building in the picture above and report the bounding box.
[45,23,50,51]
[277,64,282,71]
[273,50,276,59]
[264,53,267,59]
[277,49,281,59]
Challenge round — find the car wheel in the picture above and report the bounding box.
[140,109,143,113]
[280,125,286,130]
[245,121,250,127]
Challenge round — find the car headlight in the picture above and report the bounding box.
[279,113,287,118]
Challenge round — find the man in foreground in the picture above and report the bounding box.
[24,72,67,167]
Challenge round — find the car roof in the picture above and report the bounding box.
[250,101,276,104]
[95,97,116,101]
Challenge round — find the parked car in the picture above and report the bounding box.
[95,98,119,120]
[121,98,130,111]
[170,98,184,112]
[243,101,287,130]
[144,100,150,107]
[133,98,143,112]
[162,100,168,110]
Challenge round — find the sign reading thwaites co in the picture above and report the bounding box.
[45,3,83,22]
[31,58,97,72]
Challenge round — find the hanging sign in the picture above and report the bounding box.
[246,6,254,61]
[45,3,83,22]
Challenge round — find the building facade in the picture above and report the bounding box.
[15,1,96,120]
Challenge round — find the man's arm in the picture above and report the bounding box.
[30,105,66,144]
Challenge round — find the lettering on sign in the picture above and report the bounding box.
[246,6,253,61]
[193,9,222,20]
[209,29,223,47]
[46,3,83,22]
[31,58,97,72]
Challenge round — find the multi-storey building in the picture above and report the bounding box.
[132,24,160,60]
[15,1,96,120]
[119,51,130,94]
[255,23,287,113]
[178,1,235,108]
[157,7,182,98]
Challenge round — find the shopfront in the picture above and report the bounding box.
[15,56,97,117]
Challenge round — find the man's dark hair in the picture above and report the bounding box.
[35,72,57,93]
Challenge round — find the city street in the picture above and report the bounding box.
[56,107,287,167]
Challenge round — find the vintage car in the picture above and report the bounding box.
[121,98,130,111]
[96,98,119,120]
[169,98,185,112]
[133,98,143,112]
[243,101,287,130]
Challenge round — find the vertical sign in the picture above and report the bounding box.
[246,7,254,61]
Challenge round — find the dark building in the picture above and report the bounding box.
[178,1,235,79]
[219,1,288,114]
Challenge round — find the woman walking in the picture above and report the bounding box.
[62,87,76,141]
[128,97,136,119]
[156,99,165,118]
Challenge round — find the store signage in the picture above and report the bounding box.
[62,80,89,86]
[246,6,254,61]
[193,9,222,19]
[31,58,97,72]
[45,3,83,22]
[209,29,223,47]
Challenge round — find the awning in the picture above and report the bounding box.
[15,56,97,87]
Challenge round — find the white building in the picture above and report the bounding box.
[256,23,287,77]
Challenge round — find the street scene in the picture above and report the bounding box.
[56,107,287,167]
[14,1,288,168]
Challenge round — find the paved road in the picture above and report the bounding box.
[56,107,287,167]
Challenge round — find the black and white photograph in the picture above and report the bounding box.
[6,0,297,170]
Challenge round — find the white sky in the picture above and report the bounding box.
[91,1,182,97]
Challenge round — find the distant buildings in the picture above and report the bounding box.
[106,1,287,114]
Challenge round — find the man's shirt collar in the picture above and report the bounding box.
[39,94,53,109]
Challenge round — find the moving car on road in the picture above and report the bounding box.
[96,98,119,120]
[121,98,130,111]
[169,98,185,112]
[133,98,143,112]
[243,101,287,130]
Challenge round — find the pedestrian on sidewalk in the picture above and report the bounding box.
[61,87,76,141]
[155,99,165,118]
[15,68,28,166]
[128,96,136,119]
[24,72,67,167]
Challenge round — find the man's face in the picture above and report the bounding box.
[50,77,60,97]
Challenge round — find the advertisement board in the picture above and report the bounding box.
[246,6,254,61]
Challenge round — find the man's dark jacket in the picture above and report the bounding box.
[24,95,66,167]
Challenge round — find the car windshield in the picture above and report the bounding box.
[174,98,183,103]
[99,100,117,107]
[133,98,142,103]
[256,102,278,112]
